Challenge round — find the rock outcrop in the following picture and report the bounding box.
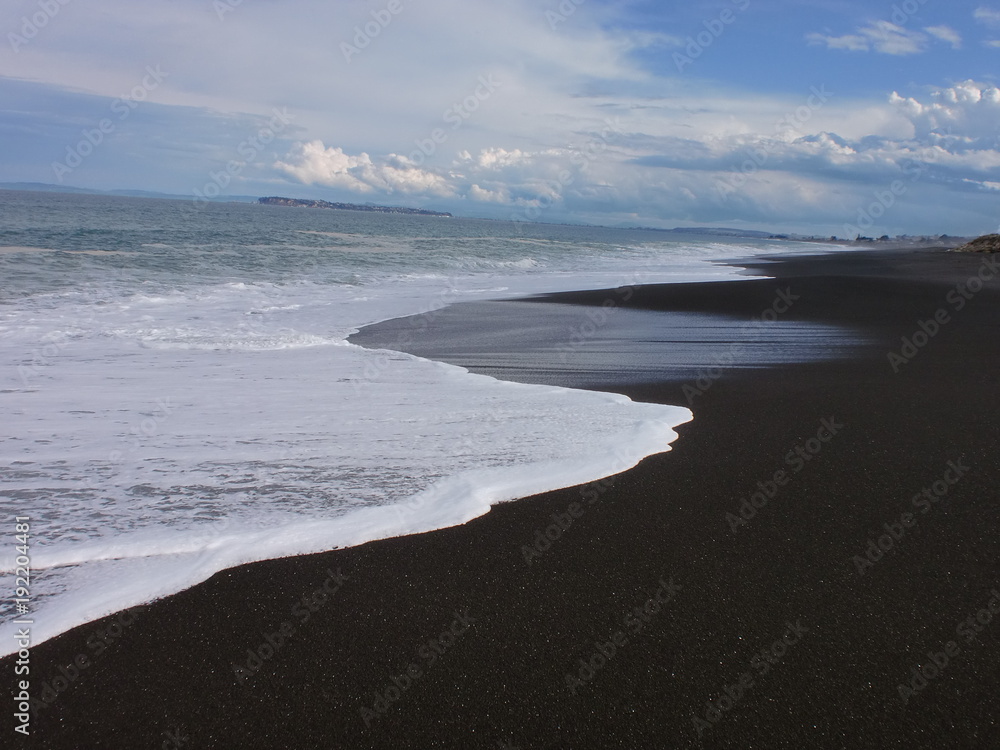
[954,234,1000,253]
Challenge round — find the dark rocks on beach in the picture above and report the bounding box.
[954,234,1000,253]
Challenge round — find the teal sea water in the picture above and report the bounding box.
[0,190,851,653]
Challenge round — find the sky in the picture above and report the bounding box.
[1,0,999,236]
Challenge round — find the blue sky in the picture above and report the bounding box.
[1,0,999,235]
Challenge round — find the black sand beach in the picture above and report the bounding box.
[5,248,1000,748]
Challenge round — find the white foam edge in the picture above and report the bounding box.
[0,367,691,656]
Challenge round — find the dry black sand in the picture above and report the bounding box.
[4,248,999,748]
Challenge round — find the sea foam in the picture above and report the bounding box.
[0,196,815,654]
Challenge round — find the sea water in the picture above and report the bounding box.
[0,190,849,653]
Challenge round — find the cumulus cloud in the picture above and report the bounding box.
[468,148,533,170]
[889,80,1000,145]
[4,0,997,233]
[270,79,1000,232]
[275,142,454,197]
[468,184,511,203]
[669,81,1000,184]
[696,81,1000,213]
[278,133,633,214]
[807,22,927,55]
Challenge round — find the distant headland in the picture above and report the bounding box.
[954,234,1000,253]
[258,196,452,217]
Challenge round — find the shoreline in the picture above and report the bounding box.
[5,247,1000,748]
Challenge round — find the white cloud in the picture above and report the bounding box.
[0,0,654,155]
[4,0,998,233]
[889,80,1000,145]
[269,78,1000,234]
[619,31,685,51]
[924,25,962,49]
[279,138,630,213]
[974,7,1000,27]
[985,39,1000,47]
[807,22,927,55]
[469,148,532,170]
[275,142,454,197]
[806,32,870,52]
[468,184,510,203]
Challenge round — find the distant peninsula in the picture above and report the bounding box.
[258,196,452,217]
[954,234,1000,253]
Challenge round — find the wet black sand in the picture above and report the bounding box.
[4,247,1000,748]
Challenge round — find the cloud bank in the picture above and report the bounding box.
[1,0,997,234]
[274,79,1000,233]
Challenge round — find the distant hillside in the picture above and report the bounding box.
[0,182,95,194]
[258,196,452,217]
[667,227,778,238]
[0,182,258,202]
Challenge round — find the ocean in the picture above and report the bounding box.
[0,190,856,655]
